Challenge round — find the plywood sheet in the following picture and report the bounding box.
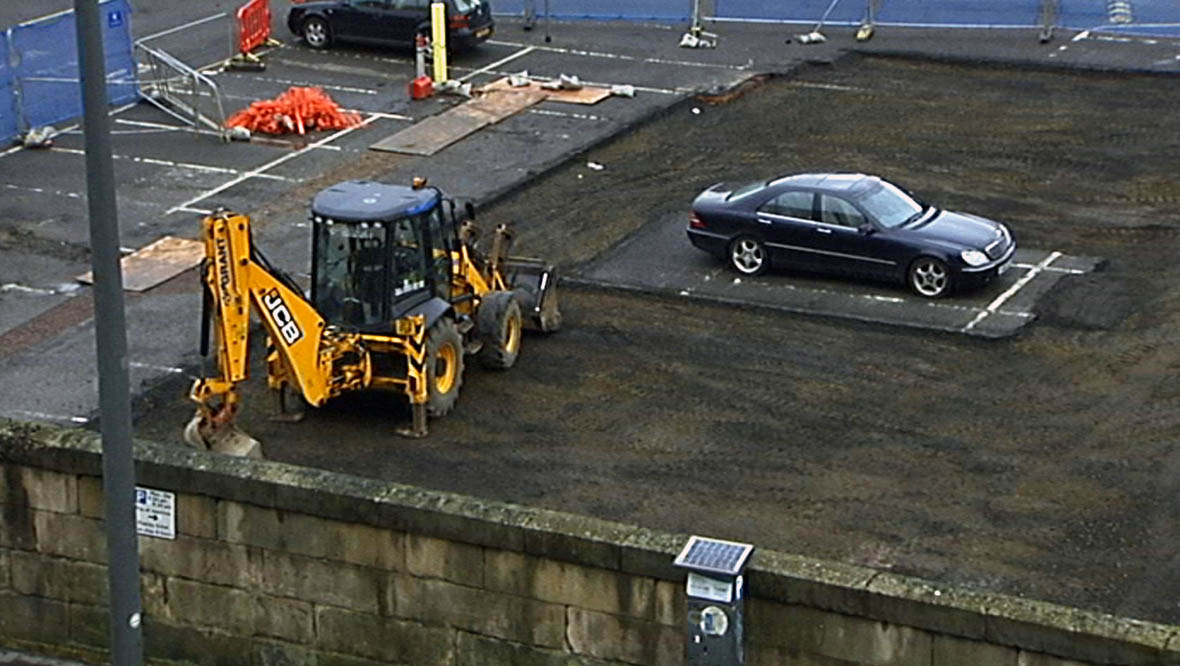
[77,236,204,292]
[370,90,544,155]
[479,77,613,105]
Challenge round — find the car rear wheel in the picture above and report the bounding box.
[729,236,768,276]
[302,17,332,49]
[908,256,951,298]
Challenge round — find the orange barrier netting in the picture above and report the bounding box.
[226,87,363,135]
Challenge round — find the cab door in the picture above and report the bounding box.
[811,194,899,279]
[334,0,395,43]
[753,190,820,270]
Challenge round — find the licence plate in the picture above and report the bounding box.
[998,259,1011,275]
[475,27,491,38]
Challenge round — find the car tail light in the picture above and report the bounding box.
[449,13,470,29]
[689,213,707,229]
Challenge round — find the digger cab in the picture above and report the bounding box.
[309,180,460,331]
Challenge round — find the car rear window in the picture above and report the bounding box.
[726,180,766,201]
[452,0,481,13]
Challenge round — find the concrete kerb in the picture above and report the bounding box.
[846,47,1180,77]
[3,418,1180,664]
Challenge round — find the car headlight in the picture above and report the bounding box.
[961,249,989,267]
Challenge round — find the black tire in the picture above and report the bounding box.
[907,256,952,298]
[302,17,332,49]
[477,291,523,370]
[425,318,464,417]
[729,236,768,276]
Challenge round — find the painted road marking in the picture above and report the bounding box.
[130,361,185,374]
[527,108,607,121]
[459,46,536,82]
[166,113,381,214]
[0,102,139,159]
[49,148,295,181]
[6,410,89,425]
[136,13,227,43]
[3,183,84,200]
[963,251,1061,332]
[488,39,753,70]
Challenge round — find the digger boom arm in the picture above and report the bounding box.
[193,211,333,409]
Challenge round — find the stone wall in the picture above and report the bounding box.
[1,419,1177,666]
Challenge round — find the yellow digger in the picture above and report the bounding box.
[184,178,560,455]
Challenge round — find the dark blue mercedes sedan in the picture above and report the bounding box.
[686,173,1016,298]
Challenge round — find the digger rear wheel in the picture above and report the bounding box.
[477,291,523,369]
[426,317,464,417]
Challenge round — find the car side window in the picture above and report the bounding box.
[819,194,866,228]
[352,0,389,8]
[758,191,814,220]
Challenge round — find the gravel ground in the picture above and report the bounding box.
[134,54,1180,624]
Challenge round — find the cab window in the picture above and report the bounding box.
[819,194,866,228]
[759,191,814,220]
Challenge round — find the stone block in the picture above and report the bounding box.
[177,492,218,539]
[811,610,931,666]
[259,550,383,613]
[393,574,565,649]
[0,592,69,644]
[933,633,1017,666]
[77,475,103,519]
[654,580,684,627]
[315,652,400,666]
[254,595,314,643]
[0,499,36,549]
[256,639,316,666]
[407,534,483,587]
[456,630,618,666]
[1016,651,1091,666]
[9,467,77,513]
[316,606,453,664]
[985,597,1173,665]
[142,572,169,620]
[220,502,403,571]
[68,602,110,650]
[566,607,681,665]
[143,617,259,666]
[866,573,988,640]
[139,534,254,588]
[10,550,108,604]
[163,577,256,633]
[485,548,655,620]
[0,549,9,590]
[522,522,621,572]
[32,510,106,563]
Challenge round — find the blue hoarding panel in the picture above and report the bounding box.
[495,0,690,21]
[0,31,15,143]
[9,0,135,132]
[715,0,1042,27]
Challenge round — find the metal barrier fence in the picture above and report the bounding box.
[237,0,272,54]
[135,41,228,140]
[0,0,137,145]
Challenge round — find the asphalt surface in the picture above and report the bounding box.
[4,0,1180,642]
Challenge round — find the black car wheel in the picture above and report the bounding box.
[729,236,768,276]
[302,17,332,49]
[908,256,951,298]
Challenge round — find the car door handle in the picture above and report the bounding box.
[756,218,772,225]
[816,227,832,234]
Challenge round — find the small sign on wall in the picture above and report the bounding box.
[135,486,176,540]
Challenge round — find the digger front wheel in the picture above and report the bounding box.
[477,291,523,370]
[425,317,464,417]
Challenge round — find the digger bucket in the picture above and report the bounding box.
[505,258,561,333]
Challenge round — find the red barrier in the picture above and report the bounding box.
[236,0,271,55]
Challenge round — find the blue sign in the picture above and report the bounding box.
[108,9,123,29]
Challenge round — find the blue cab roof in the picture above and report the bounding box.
[310,180,437,222]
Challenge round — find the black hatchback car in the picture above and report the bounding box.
[288,0,494,52]
[686,173,1016,298]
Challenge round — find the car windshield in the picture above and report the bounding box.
[856,181,925,229]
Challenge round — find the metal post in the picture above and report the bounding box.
[72,1,145,664]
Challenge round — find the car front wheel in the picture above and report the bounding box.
[302,17,332,49]
[908,256,951,298]
[729,236,768,276]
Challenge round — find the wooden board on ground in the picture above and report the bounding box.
[76,236,204,292]
[479,77,613,105]
[370,90,545,155]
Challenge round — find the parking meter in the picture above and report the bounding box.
[673,536,755,666]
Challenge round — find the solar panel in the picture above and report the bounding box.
[673,535,754,576]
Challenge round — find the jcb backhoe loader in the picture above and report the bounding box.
[184,178,560,455]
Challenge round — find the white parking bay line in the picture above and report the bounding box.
[458,46,535,82]
[963,251,1061,332]
[50,148,294,181]
[166,114,380,215]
